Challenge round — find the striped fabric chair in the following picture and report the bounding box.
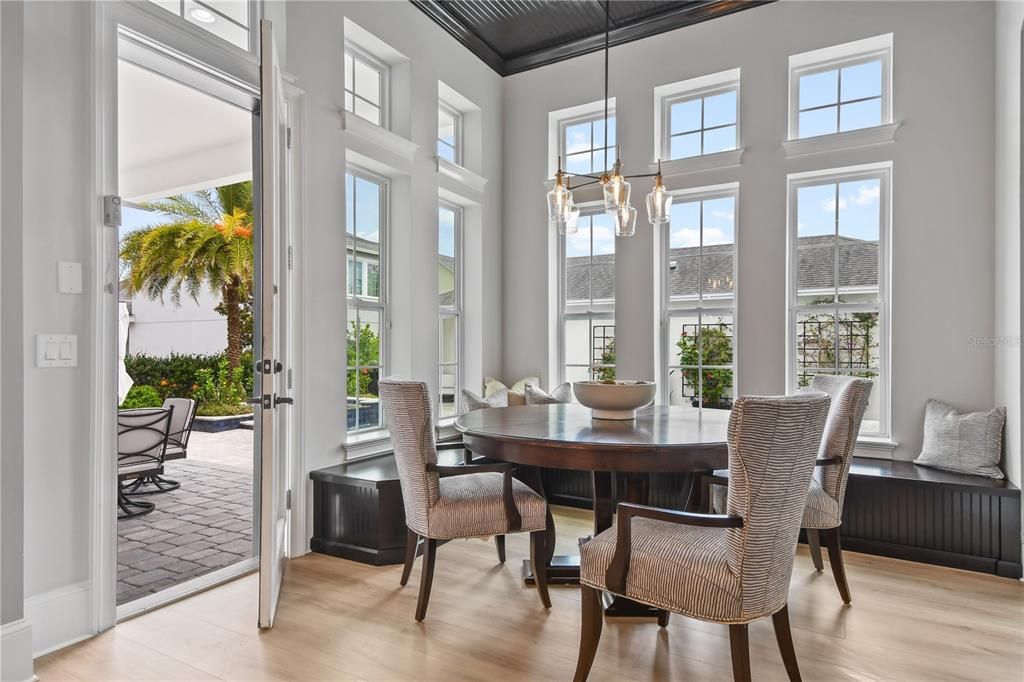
[379,378,551,621]
[708,375,873,603]
[574,392,830,682]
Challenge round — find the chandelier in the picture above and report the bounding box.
[547,1,672,236]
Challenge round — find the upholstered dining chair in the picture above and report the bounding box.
[706,375,872,604]
[124,397,197,495]
[117,407,174,519]
[379,378,551,621]
[574,392,831,682]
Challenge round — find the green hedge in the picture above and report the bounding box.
[120,384,163,409]
[125,351,254,402]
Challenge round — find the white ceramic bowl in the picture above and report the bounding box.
[573,380,657,420]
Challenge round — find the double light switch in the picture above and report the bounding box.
[37,334,77,368]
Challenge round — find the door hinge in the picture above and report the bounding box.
[287,245,293,270]
[287,367,293,389]
[285,489,292,510]
[286,127,292,149]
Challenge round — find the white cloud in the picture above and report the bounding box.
[822,183,879,213]
[710,210,734,221]
[671,227,730,247]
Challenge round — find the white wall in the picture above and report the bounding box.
[995,1,1023,491]
[127,285,226,357]
[502,0,998,461]
[282,0,505,470]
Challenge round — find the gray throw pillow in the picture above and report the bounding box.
[462,388,508,411]
[524,382,571,405]
[914,399,1006,479]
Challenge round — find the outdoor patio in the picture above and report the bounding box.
[116,428,254,605]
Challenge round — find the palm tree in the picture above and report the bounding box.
[120,181,254,369]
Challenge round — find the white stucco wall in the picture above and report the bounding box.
[126,284,227,357]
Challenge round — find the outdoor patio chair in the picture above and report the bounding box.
[123,397,197,495]
[117,407,174,519]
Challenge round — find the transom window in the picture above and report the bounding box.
[662,188,737,412]
[561,114,616,176]
[344,46,385,126]
[790,34,892,139]
[666,88,738,160]
[788,165,890,437]
[437,104,461,164]
[561,211,616,384]
[151,1,253,51]
[346,169,387,433]
[438,204,462,419]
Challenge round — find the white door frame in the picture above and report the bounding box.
[91,1,306,635]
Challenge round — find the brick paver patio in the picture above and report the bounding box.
[117,429,254,605]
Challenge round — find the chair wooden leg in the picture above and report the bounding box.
[657,610,670,627]
[772,604,802,682]
[414,538,437,622]
[729,624,751,682]
[400,529,418,587]
[822,527,852,604]
[495,534,506,563]
[530,531,551,608]
[805,528,824,572]
[573,585,603,682]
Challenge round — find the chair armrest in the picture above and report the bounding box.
[815,457,842,467]
[605,503,743,594]
[426,462,522,532]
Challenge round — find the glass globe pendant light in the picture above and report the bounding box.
[646,159,672,225]
[547,156,574,226]
[615,204,637,237]
[602,155,631,215]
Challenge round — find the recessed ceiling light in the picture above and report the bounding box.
[190,7,216,24]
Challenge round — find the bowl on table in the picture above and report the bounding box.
[572,380,656,420]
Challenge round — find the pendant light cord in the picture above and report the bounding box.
[603,0,609,171]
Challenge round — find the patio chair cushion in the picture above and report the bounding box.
[118,455,161,478]
[580,517,741,621]
[427,472,547,539]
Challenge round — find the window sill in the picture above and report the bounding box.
[342,111,418,163]
[435,157,487,194]
[783,123,900,158]
[342,428,392,461]
[854,436,898,460]
[647,149,744,177]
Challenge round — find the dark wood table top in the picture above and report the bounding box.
[455,404,730,473]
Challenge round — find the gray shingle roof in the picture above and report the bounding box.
[566,235,878,301]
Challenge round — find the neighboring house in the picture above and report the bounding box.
[120,280,227,356]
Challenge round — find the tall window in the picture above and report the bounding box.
[788,165,889,437]
[561,211,616,383]
[346,169,387,433]
[437,103,461,164]
[663,188,737,411]
[665,88,738,160]
[790,34,892,139]
[344,46,386,126]
[438,204,461,419]
[561,113,616,176]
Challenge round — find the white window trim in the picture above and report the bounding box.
[345,166,390,439]
[788,33,893,142]
[547,98,615,179]
[785,162,892,441]
[558,110,617,178]
[654,68,741,165]
[438,201,463,423]
[437,101,463,167]
[558,203,616,385]
[659,183,740,412]
[344,41,390,129]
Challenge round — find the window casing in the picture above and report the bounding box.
[663,86,738,161]
[437,103,462,165]
[789,35,892,140]
[560,210,616,385]
[150,0,255,52]
[661,187,737,413]
[438,204,462,419]
[346,169,388,434]
[787,164,890,438]
[344,44,387,127]
[560,113,616,176]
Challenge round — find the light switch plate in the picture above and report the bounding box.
[57,262,83,294]
[36,334,77,368]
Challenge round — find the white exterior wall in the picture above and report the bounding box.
[502,1,997,461]
[126,284,226,357]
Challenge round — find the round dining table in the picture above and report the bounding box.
[455,402,731,616]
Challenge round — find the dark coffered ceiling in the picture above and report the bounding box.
[411,1,773,76]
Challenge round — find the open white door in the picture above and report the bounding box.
[257,18,288,629]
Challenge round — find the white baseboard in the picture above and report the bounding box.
[1,618,37,681]
[24,581,93,658]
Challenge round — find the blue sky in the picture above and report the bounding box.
[670,196,735,249]
[345,173,381,242]
[438,206,456,258]
[566,213,615,258]
[797,178,880,240]
[798,59,882,137]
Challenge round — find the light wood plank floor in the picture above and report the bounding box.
[37,507,1024,681]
